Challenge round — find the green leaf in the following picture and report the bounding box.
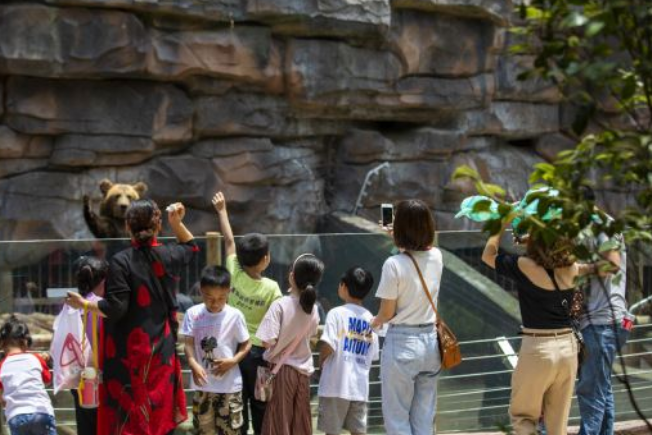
[477,183,506,198]
[452,165,481,181]
[472,199,492,213]
[598,239,620,252]
[585,21,605,37]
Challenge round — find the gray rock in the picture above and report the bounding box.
[330,160,449,213]
[0,126,26,159]
[246,0,390,41]
[184,77,236,96]
[287,39,494,120]
[51,135,156,167]
[0,159,49,179]
[447,143,544,204]
[0,126,52,160]
[212,145,321,185]
[195,93,351,137]
[459,102,560,138]
[287,39,401,101]
[147,27,283,90]
[390,11,499,77]
[392,0,511,25]
[534,133,577,162]
[6,77,193,143]
[495,55,561,103]
[44,0,243,23]
[191,138,274,158]
[0,4,148,78]
[340,128,466,163]
[396,74,495,112]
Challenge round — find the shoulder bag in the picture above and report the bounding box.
[255,313,314,402]
[404,252,462,370]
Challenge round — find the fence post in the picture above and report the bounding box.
[0,269,13,314]
[206,232,223,266]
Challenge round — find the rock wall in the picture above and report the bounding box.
[0,0,573,246]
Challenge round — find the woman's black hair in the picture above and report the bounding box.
[292,254,325,314]
[74,256,109,296]
[126,199,162,245]
[0,315,32,350]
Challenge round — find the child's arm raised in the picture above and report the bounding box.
[184,336,208,386]
[212,192,236,257]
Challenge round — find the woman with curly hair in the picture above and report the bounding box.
[67,199,198,435]
[482,224,593,435]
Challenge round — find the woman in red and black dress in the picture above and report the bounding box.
[67,199,198,435]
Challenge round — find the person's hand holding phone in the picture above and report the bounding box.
[380,203,394,233]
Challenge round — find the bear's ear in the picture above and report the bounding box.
[99,179,114,196]
[133,182,148,197]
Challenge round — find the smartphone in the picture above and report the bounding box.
[381,203,394,227]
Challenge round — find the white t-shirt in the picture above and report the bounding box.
[180,304,249,393]
[318,304,379,402]
[375,249,443,325]
[0,353,54,421]
[256,295,319,376]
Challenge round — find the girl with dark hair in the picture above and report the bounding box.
[69,256,108,435]
[482,222,592,435]
[66,199,198,435]
[371,199,443,435]
[0,316,56,435]
[256,253,324,435]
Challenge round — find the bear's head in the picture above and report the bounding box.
[98,179,148,219]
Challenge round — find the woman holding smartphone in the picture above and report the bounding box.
[371,199,443,435]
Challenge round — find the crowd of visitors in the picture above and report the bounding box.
[0,192,632,435]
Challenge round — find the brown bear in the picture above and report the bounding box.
[83,179,148,239]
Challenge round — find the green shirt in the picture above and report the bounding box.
[226,254,283,347]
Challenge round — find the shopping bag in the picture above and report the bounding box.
[50,304,91,394]
[254,365,275,402]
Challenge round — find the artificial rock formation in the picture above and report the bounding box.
[0,0,582,260]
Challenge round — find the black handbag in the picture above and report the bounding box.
[545,269,588,366]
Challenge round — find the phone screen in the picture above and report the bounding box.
[382,205,393,226]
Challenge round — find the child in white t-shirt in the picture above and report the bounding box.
[181,266,251,435]
[318,267,379,435]
[0,316,56,435]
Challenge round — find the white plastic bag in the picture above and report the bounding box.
[50,304,91,394]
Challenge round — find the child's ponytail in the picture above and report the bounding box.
[292,254,324,315]
[299,284,317,315]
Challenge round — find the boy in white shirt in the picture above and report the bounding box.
[318,267,379,435]
[181,266,252,435]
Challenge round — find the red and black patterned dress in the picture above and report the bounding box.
[97,238,198,435]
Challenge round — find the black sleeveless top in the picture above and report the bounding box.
[495,254,573,329]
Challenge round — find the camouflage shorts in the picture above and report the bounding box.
[192,391,244,435]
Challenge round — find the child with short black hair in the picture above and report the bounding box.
[212,192,283,435]
[0,316,56,435]
[181,265,252,435]
[318,267,379,435]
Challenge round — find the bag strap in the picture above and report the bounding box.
[80,304,98,370]
[544,268,574,321]
[271,310,314,375]
[404,251,440,326]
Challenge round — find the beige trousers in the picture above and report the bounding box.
[510,329,578,435]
